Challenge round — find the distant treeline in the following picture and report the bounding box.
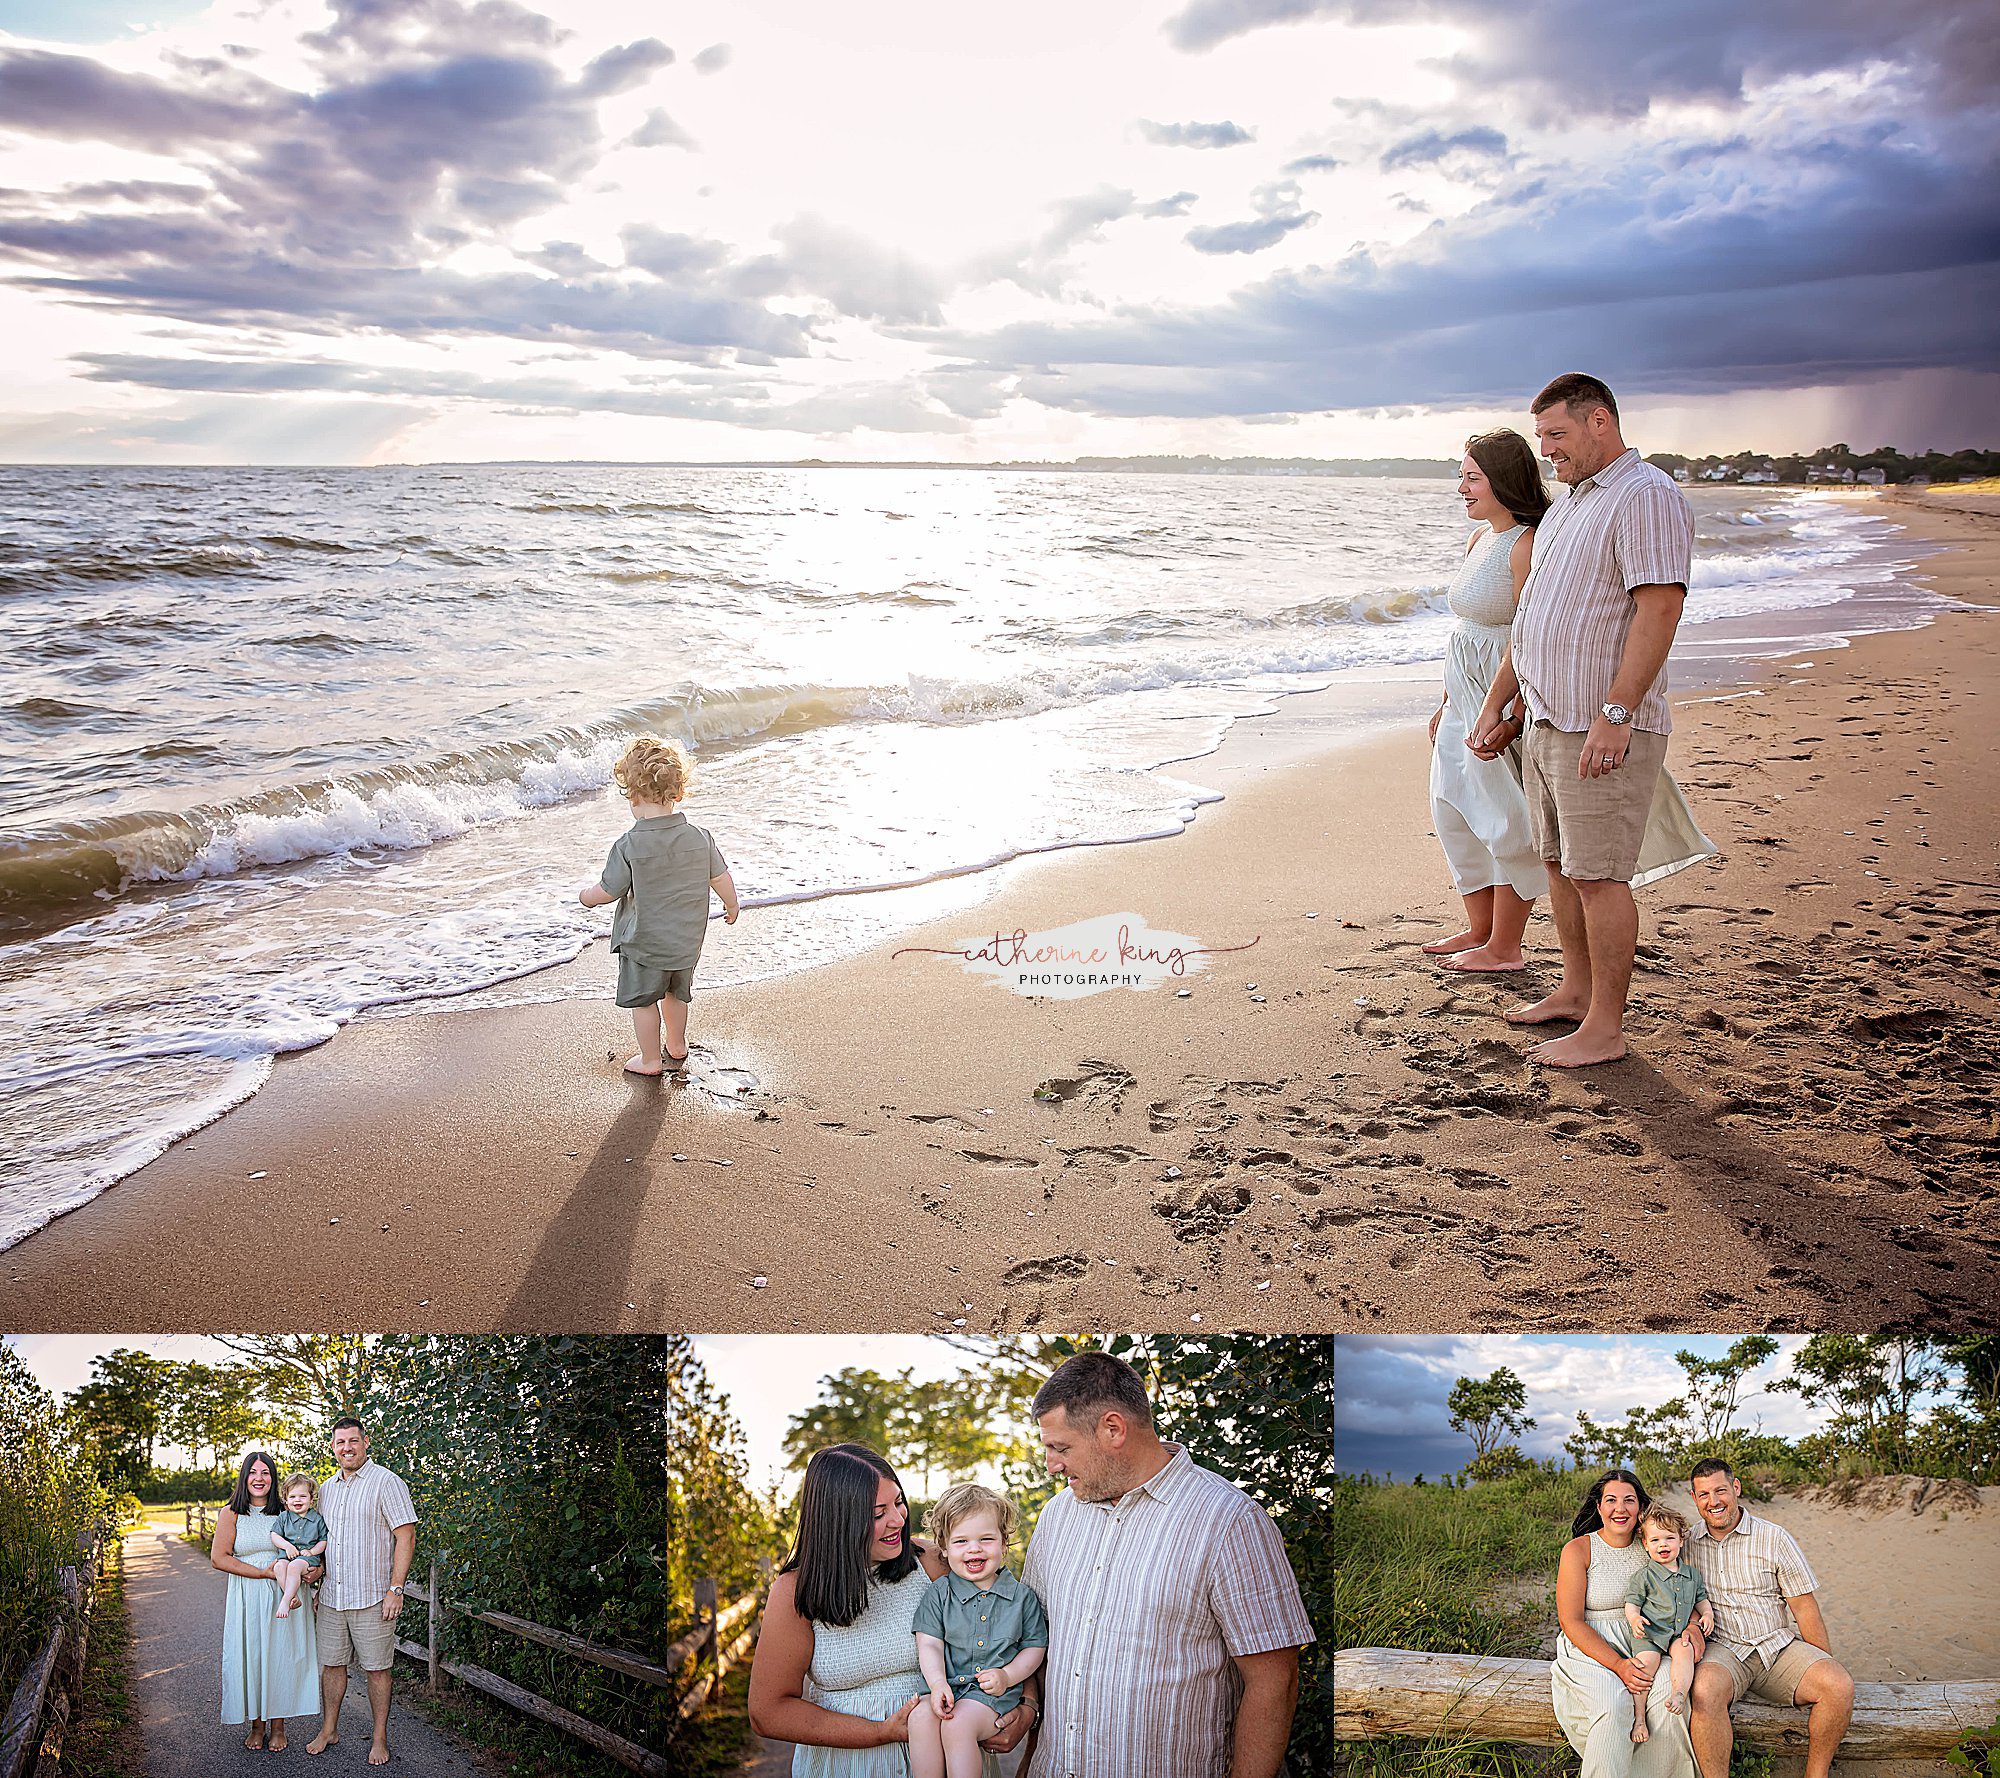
[1649,443,2000,486]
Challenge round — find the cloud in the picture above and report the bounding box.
[966,185,1141,296]
[693,43,732,74]
[1283,153,1341,173]
[1166,0,2000,117]
[0,6,791,362]
[769,215,947,324]
[626,107,695,149]
[1137,118,1255,149]
[1140,191,1199,217]
[1380,125,1509,172]
[1184,178,1317,254]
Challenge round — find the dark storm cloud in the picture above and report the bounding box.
[0,2,806,363]
[1379,125,1508,172]
[1137,119,1255,149]
[932,126,2000,417]
[1166,0,2000,115]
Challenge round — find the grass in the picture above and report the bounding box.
[66,1536,142,1778]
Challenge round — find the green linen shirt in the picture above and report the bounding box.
[1624,1555,1707,1653]
[911,1566,1049,1717]
[598,813,729,970]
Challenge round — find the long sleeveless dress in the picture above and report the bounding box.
[1430,524,1549,899]
[220,1510,321,1724]
[1549,1532,1696,1778]
[794,1567,1000,1778]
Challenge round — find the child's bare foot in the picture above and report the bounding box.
[306,1729,337,1756]
[1420,929,1485,954]
[275,1600,291,1618]
[1630,1719,1650,1744]
[623,1054,664,1077]
[1667,1690,1688,1716]
[1441,945,1527,973]
[664,1048,688,1070]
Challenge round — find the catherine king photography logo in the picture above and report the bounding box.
[894,912,1257,1000]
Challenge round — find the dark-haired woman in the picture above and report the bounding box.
[749,1444,1022,1776]
[1551,1469,1694,1777]
[214,1449,322,1751]
[1422,429,1550,971]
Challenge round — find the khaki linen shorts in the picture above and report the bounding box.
[1699,1636,1828,1706]
[317,1602,397,1671]
[1523,721,1669,884]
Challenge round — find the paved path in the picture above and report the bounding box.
[124,1519,484,1777]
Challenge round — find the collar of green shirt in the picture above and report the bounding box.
[944,1565,1021,1603]
[633,813,687,828]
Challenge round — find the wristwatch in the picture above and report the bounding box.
[388,1584,405,1596]
[1600,702,1633,725]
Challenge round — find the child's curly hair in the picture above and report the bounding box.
[278,1472,318,1504]
[613,735,691,807]
[929,1481,1016,1547]
[1638,1503,1690,1545]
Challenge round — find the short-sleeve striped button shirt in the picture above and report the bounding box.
[318,1458,417,1612]
[1688,1509,1820,1666]
[1020,1443,1316,1778]
[1511,447,1694,736]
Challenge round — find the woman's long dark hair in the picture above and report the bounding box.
[227,1450,281,1516]
[1571,1467,1651,1539]
[1467,428,1553,528]
[779,1443,920,1627]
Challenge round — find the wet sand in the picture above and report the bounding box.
[6,494,1995,1332]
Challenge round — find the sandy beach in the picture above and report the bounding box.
[6,493,1995,1333]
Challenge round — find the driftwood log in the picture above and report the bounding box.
[1334,1648,2000,1761]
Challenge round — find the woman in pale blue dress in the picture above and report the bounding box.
[1552,1470,1696,1778]
[750,1445,1025,1776]
[214,1450,323,1752]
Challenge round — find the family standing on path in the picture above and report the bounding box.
[1425,371,1716,1065]
[211,1417,417,1765]
[748,1350,1316,1778]
[1552,1458,1857,1778]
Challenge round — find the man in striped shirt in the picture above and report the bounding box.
[307,1415,417,1767]
[1685,1457,1854,1778]
[1470,372,1694,1067]
[1017,1351,1315,1778]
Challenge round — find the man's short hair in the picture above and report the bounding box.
[1689,1456,1735,1482]
[1532,372,1619,422]
[331,1414,366,1436]
[1032,1350,1153,1430]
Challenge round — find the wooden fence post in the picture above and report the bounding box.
[693,1578,718,1679]
[426,1561,441,1692]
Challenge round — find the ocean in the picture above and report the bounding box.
[0,464,1937,1245]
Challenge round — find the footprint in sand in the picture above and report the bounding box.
[1152,1179,1253,1244]
[961,1149,1040,1169]
[1002,1253,1089,1286]
[1031,1058,1136,1113]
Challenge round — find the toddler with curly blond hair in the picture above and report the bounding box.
[579,735,738,1075]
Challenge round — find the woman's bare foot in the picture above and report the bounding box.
[1441,945,1526,973]
[269,1727,289,1752]
[1504,990,1588,1025]
[244,1728,268,1751]
[306,1729,338,1756]
[1528,1027,1628,1068]
[1420,929,1486,955]
[623,1054,664,1076]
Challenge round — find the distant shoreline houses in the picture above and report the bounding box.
[1647,444,1999,487]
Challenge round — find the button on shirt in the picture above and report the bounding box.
[318,1459,417,1612]
[598,813,729,970]
[1511,447,1694,736]
[911,1566,1050,1704]
[1623,1555,1707,1648]
[1689,1509,1819,1666]
[1020,1444,1316,1778]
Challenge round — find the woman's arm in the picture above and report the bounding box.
[1555,1537,1651,1691]
[209,1507,275,1581]
[746,1574,916,1749]
[1509,525,1534,608]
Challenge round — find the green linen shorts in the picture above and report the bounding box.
[616,956,696,1008]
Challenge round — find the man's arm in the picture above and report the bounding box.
[1229,1647,1300,1778]
[1579,584,1683,778]
[382,1521,416,1623]
[1787,1592,1834,1655]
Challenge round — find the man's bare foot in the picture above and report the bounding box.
[1504,991,1588,1025]
[370,1737,392,1766]
[1420,929,1485,954]
[306,1729,337,1755]
[1441,945,1526,973]
[244,1729,267,1751]
[1528,1028,1628,1067]
[269,1728,289,1752]
[623,1054,664,1076]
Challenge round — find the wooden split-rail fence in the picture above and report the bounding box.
[0,1523,108,1778]
[1335,1647,2000,1769]
[394,1557,774,1778]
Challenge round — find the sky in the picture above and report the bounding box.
[1333,1335,1965,1479]
[4,1332,998,1491]
[0,0,1993,464]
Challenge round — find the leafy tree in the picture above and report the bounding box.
[215,1335,380,1425]
[1674,1337,1780,1445]
[782,1366,1020,1498]
[161,1362,274,1472]
[67,1349,177,1482]
[1447,1368,1536,1460]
